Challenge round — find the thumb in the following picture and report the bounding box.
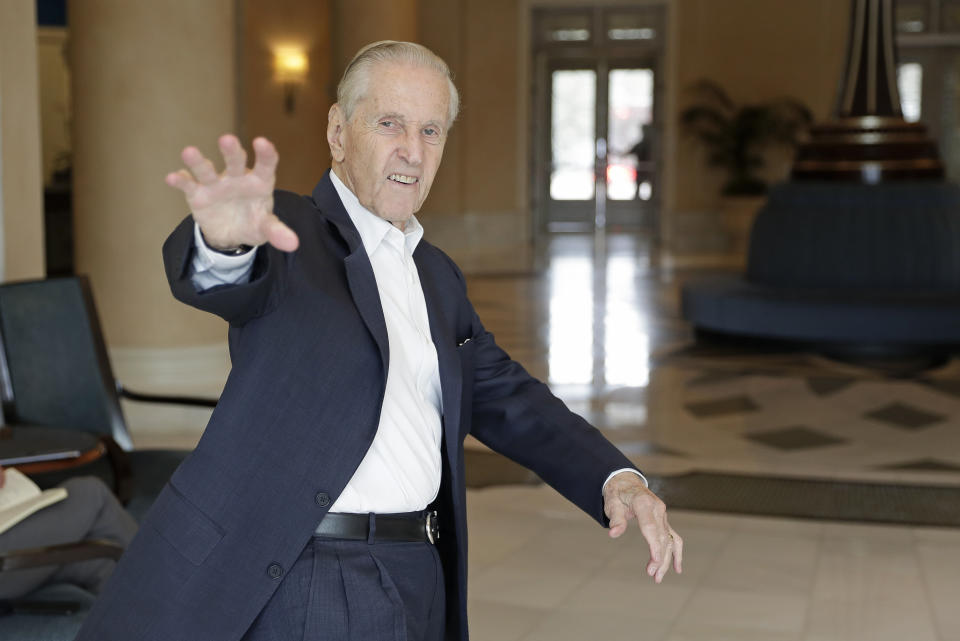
[261,214,300,252]
[606,501,628,538]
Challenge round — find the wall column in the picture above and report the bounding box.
[71,1,235,354]
[0,0,45,281]
[333,0,419,77]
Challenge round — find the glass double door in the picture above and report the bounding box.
[542,59,658,231]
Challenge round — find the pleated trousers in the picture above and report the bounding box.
[241,534,446,641]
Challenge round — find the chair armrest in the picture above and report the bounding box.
[116,383,218,408]
[0,539,123,571]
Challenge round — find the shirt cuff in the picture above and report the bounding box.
[190,222,257,290]
[193,223,257,267]
[602,468,648,494]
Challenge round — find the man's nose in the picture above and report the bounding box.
[397,130,423,165]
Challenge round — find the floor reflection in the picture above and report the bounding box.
[466,231,960,487]
[546,233,654,390]
[547,249,592,386]
[546,233,652,390]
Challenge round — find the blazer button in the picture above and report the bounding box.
[315,492,330,507]
[267,563,284,580]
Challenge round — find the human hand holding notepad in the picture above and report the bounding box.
[0,466,67,535]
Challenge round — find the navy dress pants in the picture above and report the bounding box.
[241,535,445,641]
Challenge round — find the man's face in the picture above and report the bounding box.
[328,62,450,229]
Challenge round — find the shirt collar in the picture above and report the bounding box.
[329,169,424,257]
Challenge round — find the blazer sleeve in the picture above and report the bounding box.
[446,260,640,528]
[162,213,290,327]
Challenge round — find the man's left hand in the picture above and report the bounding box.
[603,471,683,583]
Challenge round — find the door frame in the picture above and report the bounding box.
[529,4,667,235]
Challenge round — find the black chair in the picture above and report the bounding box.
[0,539,123,637]
[0,276,218,638]
[0,275,217,517]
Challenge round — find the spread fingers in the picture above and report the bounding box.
[165,169,198,197]
[251,137,279,182]
[181,146,219,184]
[220,134,248,177]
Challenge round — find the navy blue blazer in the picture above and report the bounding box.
[76,172,640,641]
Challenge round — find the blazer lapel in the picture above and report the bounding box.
[311,172,460,451]
[311,172,389,372]
[414,249,463,460]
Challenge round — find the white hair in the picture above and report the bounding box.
[337,40,460,127]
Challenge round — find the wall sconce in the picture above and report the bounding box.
[273,47,309,115]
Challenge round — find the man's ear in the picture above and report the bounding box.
[327,104,346,163]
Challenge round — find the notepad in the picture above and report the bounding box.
[0,468,68,535]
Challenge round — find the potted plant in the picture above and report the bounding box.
[679,80,812,259]
[680,79,812,195]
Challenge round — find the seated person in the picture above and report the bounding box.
[0,465,137,600]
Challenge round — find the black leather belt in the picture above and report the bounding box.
[314,511,439,544]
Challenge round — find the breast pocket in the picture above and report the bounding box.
[146,482,225,566]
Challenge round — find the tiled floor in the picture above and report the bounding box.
[130,232,960,641]
[466,486,960,641]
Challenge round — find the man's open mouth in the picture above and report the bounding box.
[389,174,418,185]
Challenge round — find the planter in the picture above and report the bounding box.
[719,194,766,261]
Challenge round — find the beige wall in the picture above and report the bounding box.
[37,27,72,187]
[416,0,465,218]
[333,0,420,80]
[416,0,526,260]
[71,1,236,348]
[240,0,334,195]
[461,0,520,216]
[0,0,46,282]
[668,0,849,215]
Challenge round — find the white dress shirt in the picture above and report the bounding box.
[190,172,644,514]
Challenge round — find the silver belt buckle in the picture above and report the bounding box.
[425,510,438,544]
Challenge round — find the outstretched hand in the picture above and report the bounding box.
[165,135,299,252]
[603,471,683,583]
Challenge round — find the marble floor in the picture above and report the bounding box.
[130,232,960,641]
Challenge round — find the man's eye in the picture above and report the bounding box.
[423,128,438,137]
[380,121,396,129]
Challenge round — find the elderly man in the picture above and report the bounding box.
[76,41,681,641]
